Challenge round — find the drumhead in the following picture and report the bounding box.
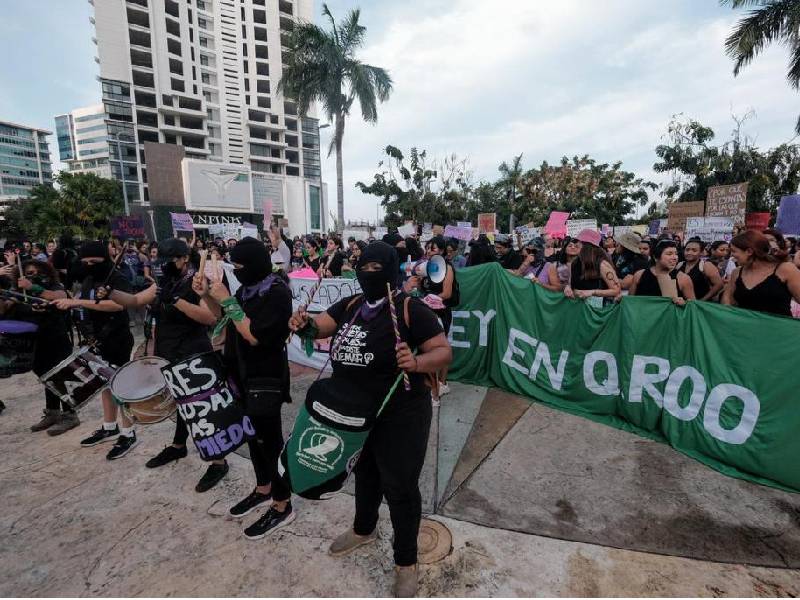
[0,320,38,334]
[111,356,170,402]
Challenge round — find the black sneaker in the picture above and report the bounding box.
[0,400,5,414]
[106,433,139,460]
[145,445,188,469]
[80,426,120,447]
[195,461,229,493]
[243,503,296,540]
[229,489,272,518]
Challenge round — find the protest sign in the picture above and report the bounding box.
[170,212,194,234]
[514,225,536,244]
[684,216,734,242]
[422,223,433,236]
[289,274,362,313]
[601,224,611,236]
[544,211,570,238]
[448,262,800,492]
[648,220,661,235]
[612,225,634,236]
[342,229,369,241]
[667,201,705,232]
[162,352,254,461]
[631,224,647,236]
[373,227,388,239]
[566,219,597,237]
[110,215,145,239]
[398,222,416,237]
[478,213,496,234]
[457,221,472,229]
[444,224,473,241]
[745,212,771,231]
[706,183,748,226]
[776,195,800,235]
[263,199,273,229]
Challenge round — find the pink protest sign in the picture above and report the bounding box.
[263,199,273,228]
[544,211,570,238]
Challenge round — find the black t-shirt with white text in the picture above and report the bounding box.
[326,293,443,402]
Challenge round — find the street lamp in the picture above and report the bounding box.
[109,133,130,216]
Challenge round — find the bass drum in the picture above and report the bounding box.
[111,356,175,425]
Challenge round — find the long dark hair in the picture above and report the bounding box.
[577,244,611,280]
[22,259,60,284]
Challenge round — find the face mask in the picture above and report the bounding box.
[233,267,266,286]
[162,261,181,278]
[30,275,50,286]
[357,269,391,302]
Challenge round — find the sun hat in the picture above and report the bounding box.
[576,229,601,247]
[617,231,642,254]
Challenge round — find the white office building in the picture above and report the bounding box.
[88,0,328,235]
[54,104,113,178]
[0,120,53,210]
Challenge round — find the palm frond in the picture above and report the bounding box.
[338,8,366,55]
[724,0,800,76]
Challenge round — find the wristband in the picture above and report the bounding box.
[220,296,246,322]
[298,318,319,340]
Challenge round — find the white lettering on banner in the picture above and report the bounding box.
[501,328,570,390]
[448,311,471,349]
[583,351,620,395]
[502,328,537,376]
[472,310,496,347]
[703,384,760,445]
[290,277,362,312]
[628,355,670,407]
[662,365,706,421]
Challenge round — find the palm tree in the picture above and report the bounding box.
[723,0,800,133]
[498,154,524,232]
[279,4,393,228]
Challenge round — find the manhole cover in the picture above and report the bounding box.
[417,518,452,564]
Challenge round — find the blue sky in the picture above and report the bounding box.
[2,0,799,222]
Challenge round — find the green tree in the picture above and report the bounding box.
[722,0,800,133]
[279,4,393,228]
[516,155,656,226]
[356,146,476,227]
[653,114,800,213]
[1,171,123,240]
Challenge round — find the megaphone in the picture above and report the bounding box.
[400,255,447,284]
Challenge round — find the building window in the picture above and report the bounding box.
[309,185,321,230]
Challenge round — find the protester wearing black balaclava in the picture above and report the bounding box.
[192,235,294,539]
[356,240,400,302]
[144,238,227,493]
[51,240,137,454]
[286,240,453,596]
[230,236,272,286]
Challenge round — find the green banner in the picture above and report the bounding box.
[449,263,800,493]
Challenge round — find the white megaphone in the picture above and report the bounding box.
[401,255,447,284]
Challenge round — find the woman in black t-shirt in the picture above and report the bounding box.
[630,239,695,304]
[289,241,451,597]
[318,236,345,277]
[195,237,295,539]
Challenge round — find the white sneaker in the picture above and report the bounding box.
[438,383,451,396]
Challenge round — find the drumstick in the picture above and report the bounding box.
[285,276,323,344]
[16,252,26,299]
[211,254,221,283]
[387,282,411,391]
[197,249,208,282]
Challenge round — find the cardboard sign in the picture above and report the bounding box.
[685,217,734,243]
[745,212,771,231]
[110,215,145,239]
[776,195,800,235]
[432,225,444,236]
[478,213,496,234]
[566,219,597,238]
[544,211,570,238]
[397,222,416,237]
[263,199,273,229]
[706,183,748,226]
[444,225,473,241]
[667,201,705,232]
[170,212,194,233]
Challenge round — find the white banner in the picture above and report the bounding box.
[290,276,362,313]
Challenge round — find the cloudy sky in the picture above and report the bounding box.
[2,0,798,222]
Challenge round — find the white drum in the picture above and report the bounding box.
[111,356,175,425]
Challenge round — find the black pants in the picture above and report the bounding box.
[173,412,190,446]
[247,413,291,501]
[44,388,74,413]
[353,393,432,566]
[35,338,74,414]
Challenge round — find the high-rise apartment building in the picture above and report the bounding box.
[54,105,113,178]
[0,120,53,209]
[89,0,327,235]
